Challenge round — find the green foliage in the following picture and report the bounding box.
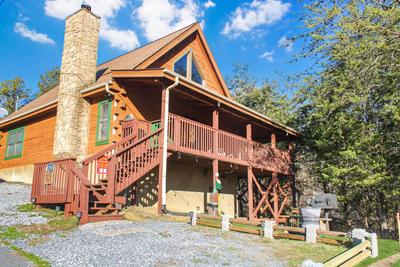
[16,203,35,212]
[0,77,31,114]
[0,227,25,240]
[227,62,293,125]
[9,245,50,267]
[356,239,400,266]
[294,0,400,234]
[37,66,60,97]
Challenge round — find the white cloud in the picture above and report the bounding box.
[260,51,274,62]
[135,0,203,41]
[204,0,216,8]
[278,35,293,52]
[14,22,55,45]
[44,0,139,51]
[222,0,290,38]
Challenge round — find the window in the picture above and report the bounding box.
[173,50,204,85]
[174,53,188,77]
[96,100,111,146]
[191,58,203,85]
[5,127,24,160]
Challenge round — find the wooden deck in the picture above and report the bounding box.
[31,113,293,223]
[123,113,292,175]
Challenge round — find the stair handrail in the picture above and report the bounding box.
[81,132,138,165]
[112,128,163,158]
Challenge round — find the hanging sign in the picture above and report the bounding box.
[97,156,108,175]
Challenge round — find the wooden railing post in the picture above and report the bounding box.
[79,183,89,224]
[31,163,39,203]
[107,156,117,203]
[173,115,180,150]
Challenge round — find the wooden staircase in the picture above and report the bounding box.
[31,119,164,224]
[75,126,163,223]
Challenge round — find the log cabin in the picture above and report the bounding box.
[0,5,298,224]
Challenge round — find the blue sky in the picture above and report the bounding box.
[0,0,311,96]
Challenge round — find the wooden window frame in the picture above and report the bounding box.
[5,126,25,160]
[173,49,205,86]
[95,99,112,146]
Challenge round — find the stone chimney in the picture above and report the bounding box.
[53,5,100,160]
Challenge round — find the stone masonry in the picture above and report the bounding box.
[53,7,100,161]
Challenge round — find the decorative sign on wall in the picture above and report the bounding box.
[45,163,55,184]
[97,156,108,175]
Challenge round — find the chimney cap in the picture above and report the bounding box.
[81,4,91,11]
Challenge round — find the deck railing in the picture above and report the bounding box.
[31,158,90,217]
[122,113,292,175]
[31,158,75,204]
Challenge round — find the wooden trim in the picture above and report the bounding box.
[95,99,112,146]
[4,126,25,160]
[0,104,57,130]
[135,23,231,98]
[111,70,298,138]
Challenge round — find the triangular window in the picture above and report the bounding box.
[191,57,203,85]
[173,53,188,78]
[173,50,204,85]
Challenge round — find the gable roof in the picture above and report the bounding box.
[0,23,197,126]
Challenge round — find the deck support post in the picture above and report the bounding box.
[272,172,279,221]
[212,110,219,191]
[271,133,276,149]
[158,77,179,215]
[246,124,254,220]
[158,88,168,215]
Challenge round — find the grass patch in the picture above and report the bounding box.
[0,227,26,240]
[356,239,400,267]
[16,203,35,212]
[19,216,77,235]
[9,244,50,267]
[268,238,346,266]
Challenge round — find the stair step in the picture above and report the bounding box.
[87,214,124,223]
[91,207,119,211]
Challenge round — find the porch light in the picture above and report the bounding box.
[195,157,198,163]
[177,153,181,160]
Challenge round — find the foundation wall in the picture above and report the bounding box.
[134,159,238,216]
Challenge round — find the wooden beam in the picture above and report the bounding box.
[212,109,219,191]
[158,89,167,215]
[246,123,254,220]
[271,134,276,149]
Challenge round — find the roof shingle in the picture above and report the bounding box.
[1,23,195,124]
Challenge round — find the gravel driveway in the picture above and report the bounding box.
[0,182,285,267]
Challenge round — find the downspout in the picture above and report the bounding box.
[105,82,115,96]
[161,76,179,212]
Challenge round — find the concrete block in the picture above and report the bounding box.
[370,233,378,258]
[302,259,323,267]
[364,232,378,258]
[305,225,318,243]
[189,211,197,226]
[352,228,366,245]
[221,215,231,231]
[261,220,275,239]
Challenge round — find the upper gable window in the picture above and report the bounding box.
[173,50,204,85]
[174,54,188,78]
[191,58,203,85]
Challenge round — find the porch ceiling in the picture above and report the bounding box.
[112,69,298,142]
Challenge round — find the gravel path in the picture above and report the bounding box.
[0,182,48,226]
[18,220,285,267]
[0,243,32,267]
[0,182,285,267]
